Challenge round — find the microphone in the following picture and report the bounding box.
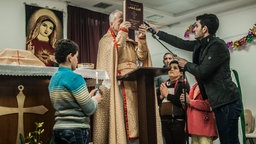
[144,21,156,35]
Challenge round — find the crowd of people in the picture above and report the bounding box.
[48,9,242,144]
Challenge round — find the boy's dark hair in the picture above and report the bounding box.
[54,39,79,64]
[169,60,181,71]
[196,13,219,35]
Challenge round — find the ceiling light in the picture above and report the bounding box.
[93,2,112,9]
[146,14,164,21]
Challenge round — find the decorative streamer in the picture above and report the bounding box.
[226,24,256,50]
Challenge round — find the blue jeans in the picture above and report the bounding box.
[213,99,242,144]
[53,128,89,144]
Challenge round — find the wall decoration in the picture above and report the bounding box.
[184,23,195,38]
[25,4,63,66]
[226,24,256,50]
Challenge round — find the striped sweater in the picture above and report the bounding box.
[48,66,98,129]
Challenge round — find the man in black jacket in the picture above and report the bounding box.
[148,14,242,144]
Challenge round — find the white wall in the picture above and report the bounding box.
[0,0,67,50]
[219,5,256,114]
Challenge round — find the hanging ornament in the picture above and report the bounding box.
[246,34,254,43]
[227,42,233,49]
[238,37,247,46]
[226,24,256,49]
[233,41,240,48]
[184,23,195,38]
[250,24,256,35]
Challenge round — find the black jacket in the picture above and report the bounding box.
[157,31,240,109]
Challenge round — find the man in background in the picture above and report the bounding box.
[155,52,174,97]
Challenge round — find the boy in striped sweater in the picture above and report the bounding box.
[48,39,102,144]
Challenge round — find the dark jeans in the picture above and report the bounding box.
[161,119,186,144]
[214,99,242,144]
[53,128,89,144]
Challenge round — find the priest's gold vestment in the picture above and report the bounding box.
[93,28,162,144]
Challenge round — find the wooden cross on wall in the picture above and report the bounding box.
[0,85,48,143]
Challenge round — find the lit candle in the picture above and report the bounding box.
[96,71,99,84]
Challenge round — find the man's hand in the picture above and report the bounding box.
[144,22,159,34]
[137,24,147,38]
[90,88,103,104]
[180,93,190,104]
[119,21,131,30]
[177,57,188,68]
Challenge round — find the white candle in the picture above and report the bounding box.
[96,71,99,84]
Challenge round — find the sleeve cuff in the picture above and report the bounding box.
[119,27,129,33]
[137,36,146,40]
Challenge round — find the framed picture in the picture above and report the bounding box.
[25,5,63,66]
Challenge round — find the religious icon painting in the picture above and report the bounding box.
[25,4,63,66]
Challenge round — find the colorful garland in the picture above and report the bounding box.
[184,23,256,50]
[226,24,256,50]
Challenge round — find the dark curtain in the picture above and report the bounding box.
[67,5,109,65]
[67,5,136,142]
[67,6,109,142]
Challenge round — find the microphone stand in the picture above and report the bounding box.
[143,21,177,57]
[181,68,189,144]
[151,34,177,57]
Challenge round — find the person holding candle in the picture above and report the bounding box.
[48,39,102,144]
